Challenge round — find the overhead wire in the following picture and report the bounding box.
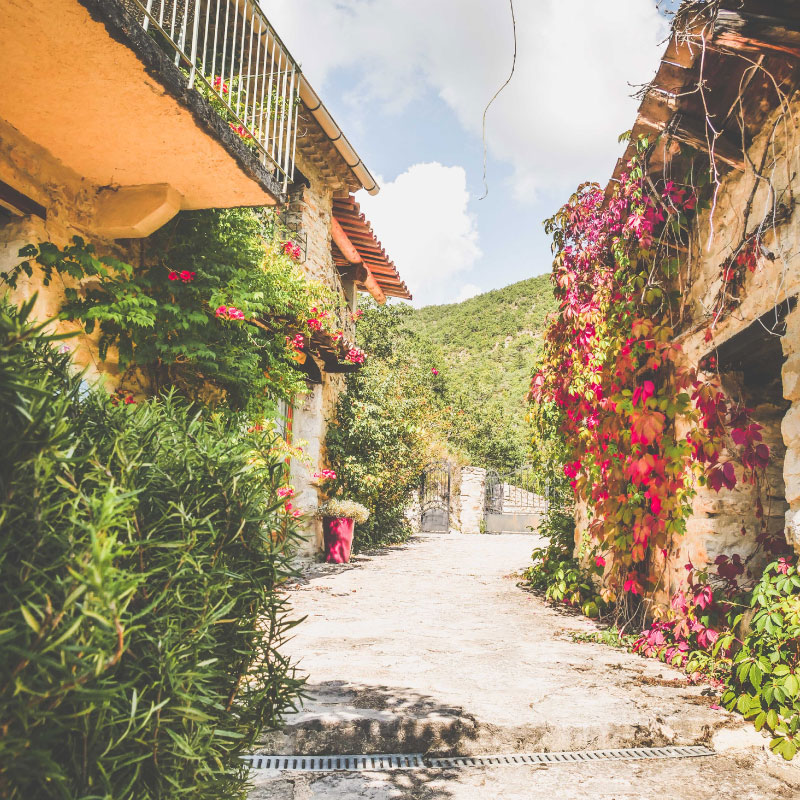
[478,0,517,200]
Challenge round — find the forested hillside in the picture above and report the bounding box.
[409,275,557,469]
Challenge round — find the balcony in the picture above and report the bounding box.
[0,0,303,235]
[121,0,300,190]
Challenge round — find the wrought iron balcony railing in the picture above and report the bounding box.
[126,0,300,192]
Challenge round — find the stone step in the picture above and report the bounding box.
[257,681,751,758]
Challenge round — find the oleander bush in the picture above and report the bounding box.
[0,299,302,799]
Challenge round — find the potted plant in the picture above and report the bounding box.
[317,499,370,564]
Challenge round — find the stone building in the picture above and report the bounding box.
[0,0,410,557]
[599,1,800,600]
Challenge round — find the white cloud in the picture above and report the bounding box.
[358,163,481,306]
[454,283,482,304]
[260,0,667,199]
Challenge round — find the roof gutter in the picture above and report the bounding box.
[298,76,380,196]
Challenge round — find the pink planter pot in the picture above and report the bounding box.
[323,516,355,563]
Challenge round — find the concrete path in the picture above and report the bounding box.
[250,533,800,799]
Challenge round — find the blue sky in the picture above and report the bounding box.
[262,1,675,306]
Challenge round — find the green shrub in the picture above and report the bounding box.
[0,300,302,799]
[7,208,343,415]
[718,558,800,760]
[523,508,605,617]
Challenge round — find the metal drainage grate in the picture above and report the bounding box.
[427,745,715,768]
[243,745,714,772]
[243,754,425,772]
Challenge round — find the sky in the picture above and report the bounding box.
[261,0,676,307]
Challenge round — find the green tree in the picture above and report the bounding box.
[326,302,448,549]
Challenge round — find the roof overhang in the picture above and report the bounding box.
[607,1,800,201]
[332,195,412,301]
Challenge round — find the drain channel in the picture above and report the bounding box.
[243,745,714,772]
[244,754,425,772]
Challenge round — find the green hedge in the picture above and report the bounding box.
[0,300,302,799]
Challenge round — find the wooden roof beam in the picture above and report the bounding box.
[714,8,800,61]
[638,113,746,172]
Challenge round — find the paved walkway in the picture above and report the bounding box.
[251,533,800,799]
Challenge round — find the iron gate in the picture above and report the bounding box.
[485,465,549,534]
[420,461,451,533]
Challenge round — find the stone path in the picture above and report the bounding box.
[250,533,800,799]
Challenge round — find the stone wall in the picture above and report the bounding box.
[582,95,800,603]
[289,384,325,558]
[782,307,800,553]
[459,467,487,534]
[672,98,800,569]
[282,151,353,556]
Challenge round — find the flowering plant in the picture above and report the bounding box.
[531,137,768,609]
[316,498,370,524]
[346,347,366,365]
[8,209,344,413]
[312,469,337,482]
[282,240,302,260]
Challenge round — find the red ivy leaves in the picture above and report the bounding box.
[533,148,770,602]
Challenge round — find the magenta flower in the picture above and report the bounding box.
[345,347,365,365]
[216,305,245,321]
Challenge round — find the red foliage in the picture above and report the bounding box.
[533,147,769,603]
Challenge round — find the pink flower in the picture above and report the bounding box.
[777,558,791,575]
[277,487,294,498]
[346,347,365,365]
[282,240,302,260]
[179,270,195,283]
[308,318,322,332]
[216,305,245,321]
[229,123,252,140]
[168,271,179,281]
[313,469,337,481]
[595,556,606,568]
[431,368,439,376]
[213,76,230,94]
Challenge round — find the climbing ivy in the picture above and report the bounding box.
[531,138,772,616]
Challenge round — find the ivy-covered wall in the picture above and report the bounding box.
[662,94,800,600]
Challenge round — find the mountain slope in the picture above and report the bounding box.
[409,275,557,468]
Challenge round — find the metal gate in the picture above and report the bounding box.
[485,465,549,534]
[420,461,451,533]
